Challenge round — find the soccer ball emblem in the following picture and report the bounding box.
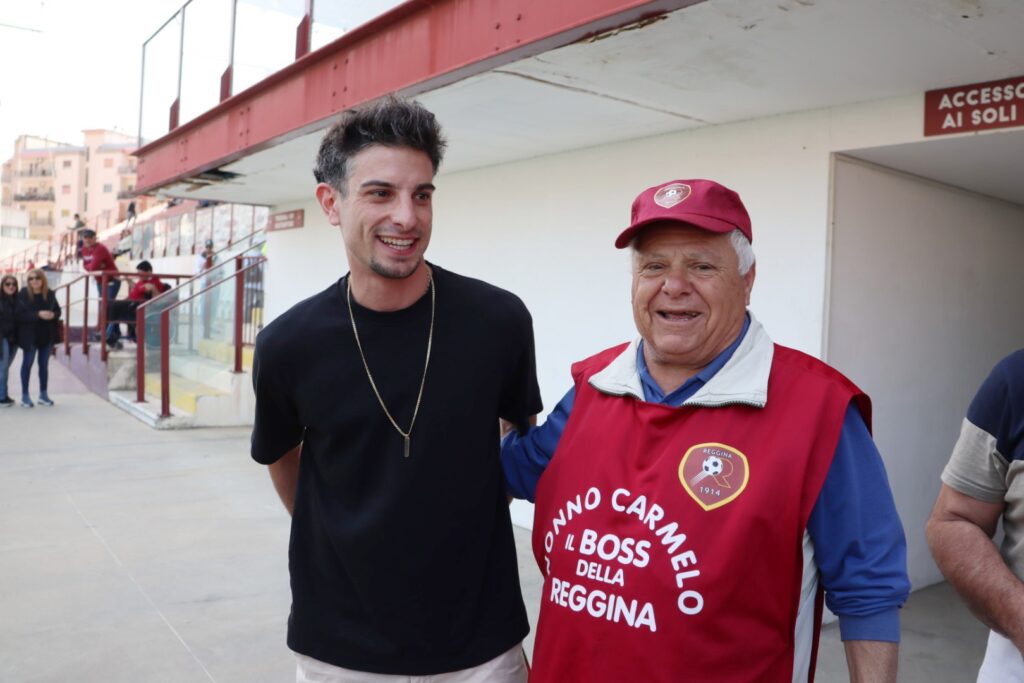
[702,455,724,477]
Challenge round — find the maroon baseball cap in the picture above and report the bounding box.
[615,179,752,248]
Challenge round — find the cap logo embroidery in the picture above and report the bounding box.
[679,442,750,511]
[653,183,691,208]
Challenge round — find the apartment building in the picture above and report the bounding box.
[1,131,155,240]
[3,135,63,239]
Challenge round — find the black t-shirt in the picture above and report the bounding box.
[251,265,542,675]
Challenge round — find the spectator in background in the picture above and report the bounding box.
[126,201,137,228]
[108,261,167,347]
[127,260,166,302]
[16,269,60,407]
[194,239,219,337]
[0,275,18,407]
[80,229,122,345]
[195,239,216,274]
[68,213,87,259]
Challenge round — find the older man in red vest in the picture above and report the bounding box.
[502,179,909,683]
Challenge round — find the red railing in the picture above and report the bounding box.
[51,270,193,362]
[135,254,266,417]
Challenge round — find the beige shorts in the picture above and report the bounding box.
[295,644,528,683]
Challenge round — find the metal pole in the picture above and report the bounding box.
[64,285,71,356]
[136,304,146,402]
[138,42,147,147]
[160,309,171,417]
[188,288,195,352]
[82,277,90,355]
[99,272,109,361]
[228,0,237,94]
[177,6,186,107]
[234,257,243,373]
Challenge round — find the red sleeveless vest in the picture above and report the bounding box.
[529,343,869,683]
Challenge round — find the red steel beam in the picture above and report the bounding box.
[135,0,700,194]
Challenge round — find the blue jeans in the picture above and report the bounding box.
[21,344,52,397]
[96,278,123,343]
[0,338,12,400]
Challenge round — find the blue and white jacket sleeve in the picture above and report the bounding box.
[807,403,910,642]
[501,387,575,502]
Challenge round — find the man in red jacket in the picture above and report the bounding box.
[107,260,168,348]
[81,229,121,345]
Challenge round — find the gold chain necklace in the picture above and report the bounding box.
[346,271,434,458]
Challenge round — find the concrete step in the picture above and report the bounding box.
[107,390,196,429]
[168,351,242,394]
[144,372,227,415]
[197,338,254,371]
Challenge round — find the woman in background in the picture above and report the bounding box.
[16,269,61,407]
[0,275,18,406]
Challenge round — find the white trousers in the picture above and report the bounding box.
[295,644,528,683]
[977,630,1024,682]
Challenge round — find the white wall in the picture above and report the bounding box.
[828,156,1024,589]
[431,95,932,414]
[263,198,348,321]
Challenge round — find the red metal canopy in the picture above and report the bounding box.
[135,0,699,194]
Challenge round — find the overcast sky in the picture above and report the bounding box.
[0,0,185,160]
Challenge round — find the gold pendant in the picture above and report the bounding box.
[404,435,411,459]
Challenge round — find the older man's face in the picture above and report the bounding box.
[631,223,754,380]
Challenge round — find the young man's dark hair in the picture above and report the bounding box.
[313,96,447,194]
[136,260,153,273]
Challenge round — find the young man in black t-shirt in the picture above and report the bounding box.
[251,97,542,681]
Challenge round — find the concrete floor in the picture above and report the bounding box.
[0,362,990,681]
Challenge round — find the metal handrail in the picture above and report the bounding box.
[96,271,193,361]
[51,270,192,361]
[50,274,91,358]
[135,254,266,416]
[133,238,265,314]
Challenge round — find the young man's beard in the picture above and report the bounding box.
[370,257,421,280]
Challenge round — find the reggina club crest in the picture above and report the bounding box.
[678,443,750,511]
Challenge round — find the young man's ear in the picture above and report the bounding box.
[315,183,343,226]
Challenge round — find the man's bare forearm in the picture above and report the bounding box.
[268,444,302,516]
[844,640,897,683]
[927,495,1024,648]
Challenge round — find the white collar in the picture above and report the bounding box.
[588,313,774,408]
